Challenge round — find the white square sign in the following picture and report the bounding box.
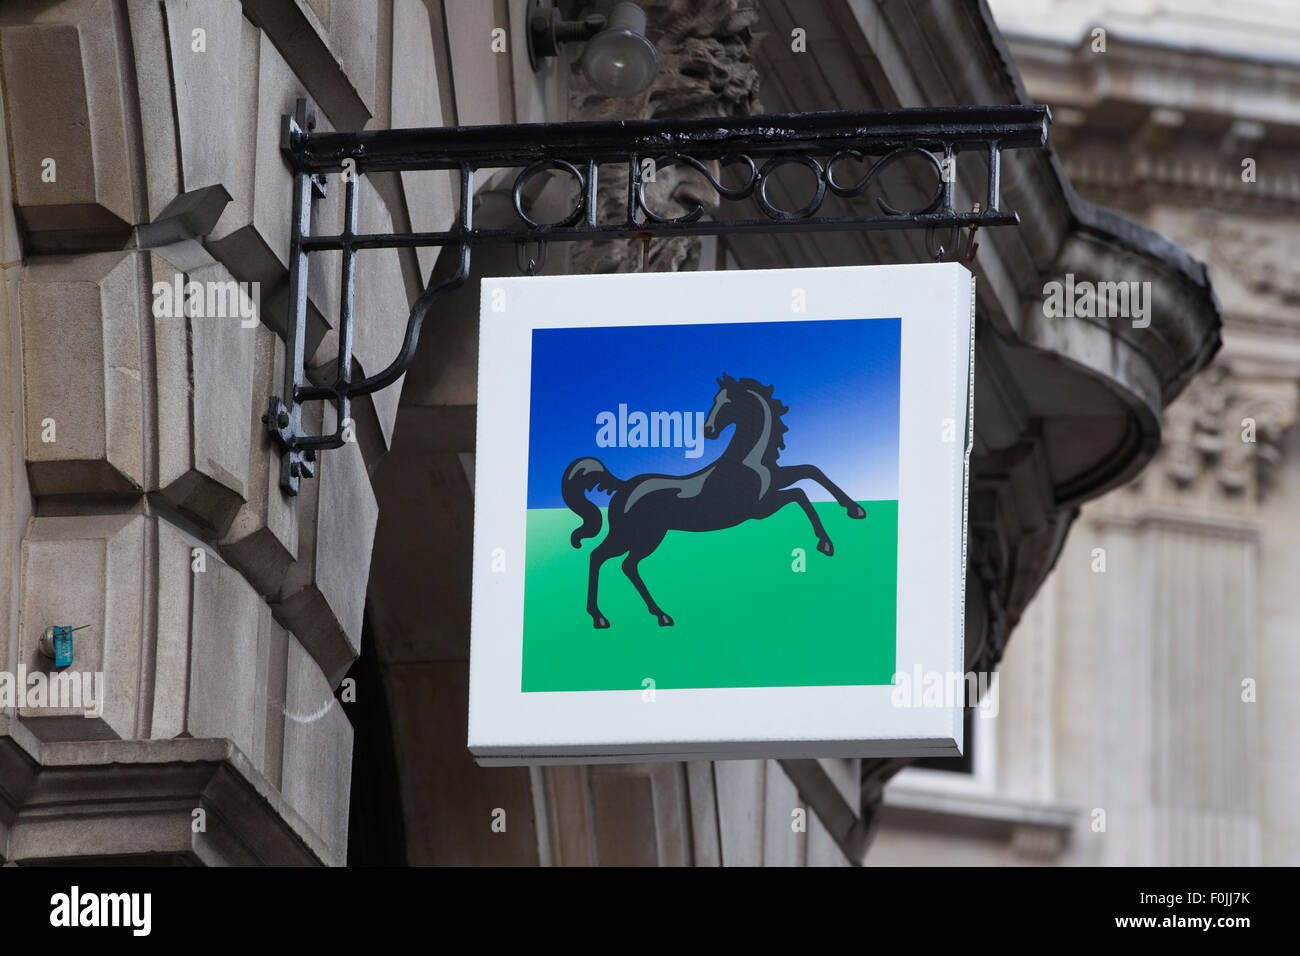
[469,262,974,765]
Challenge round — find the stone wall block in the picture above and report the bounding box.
[257,602,290,789]
[151,518,193,740]
[0,0,134,250]
[124,0,182,223]
[281,634,353,865]
[187,534,266,771]
[323,0,377,121]
[149,248,256,535]
[164,0,245,197]
[241,0,375,130]
[205,25,341,355]
[273,406,377,686]
[219,323,298,595]
[17,515,145,742]
[391,0,455,284]
[20,252,145,496]
[129,0,245,245]
[155,518,290,786]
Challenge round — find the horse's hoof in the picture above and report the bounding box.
[818,538,834,556]
[657,613,674,627]
[847,503,866,519]
[592,614,610,629]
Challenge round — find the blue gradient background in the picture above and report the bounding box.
[526,317,900,510]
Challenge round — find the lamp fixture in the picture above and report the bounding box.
[527,1,660,97]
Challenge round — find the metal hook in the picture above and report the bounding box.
[925,204,982,263]
[925,224,959,261]
[961,202,982,262]
[515,239,548,276]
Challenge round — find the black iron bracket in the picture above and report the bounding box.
[268,98,1050,493]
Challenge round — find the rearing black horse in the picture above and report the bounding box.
[562,373,866,628]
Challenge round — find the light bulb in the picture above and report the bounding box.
[580,3,658,97]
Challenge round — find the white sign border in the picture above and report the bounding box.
[469,263,973,764]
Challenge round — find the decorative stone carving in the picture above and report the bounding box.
[1162,212,1300,316]
[566,0,760,275]
[1157,364,1298,498]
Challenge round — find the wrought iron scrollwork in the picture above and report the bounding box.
[635,153,759,224]
[512,159,588,228]
[269,99,1050,493]
[825,146,947,216]
[630,146,950,225]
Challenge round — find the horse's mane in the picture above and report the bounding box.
[726,374,789,457]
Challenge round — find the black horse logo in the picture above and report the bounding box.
[561,374,866,628]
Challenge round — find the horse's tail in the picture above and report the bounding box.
[562,457,623,548]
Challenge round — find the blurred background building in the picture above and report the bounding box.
[0,0,1238,865]
[875,0,1300,866]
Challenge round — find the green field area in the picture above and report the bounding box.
[521,500,898,691]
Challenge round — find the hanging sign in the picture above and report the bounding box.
[469,263,974,765]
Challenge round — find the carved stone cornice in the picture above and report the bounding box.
[998,16,1300,217]
[0,719,334,865]
[1059,155,1300,215]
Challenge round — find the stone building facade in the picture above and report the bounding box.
[1,0,1222,865]
[874,0,1300,866]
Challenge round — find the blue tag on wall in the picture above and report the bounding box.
[53,626,73,667]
